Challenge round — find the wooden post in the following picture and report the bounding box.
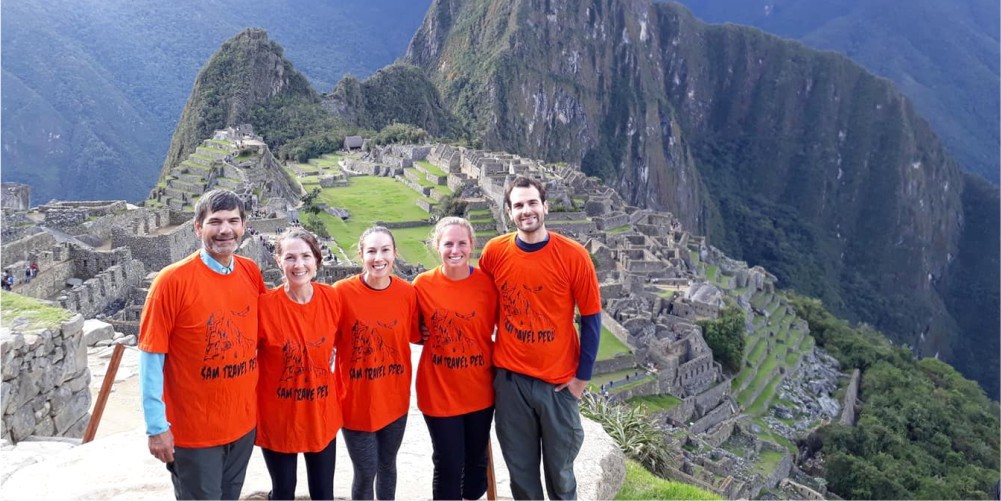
[82,343,125,443]
[487,440,498,500]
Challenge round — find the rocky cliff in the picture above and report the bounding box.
[403,0,998,395]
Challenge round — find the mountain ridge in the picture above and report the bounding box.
[400,0,998,396]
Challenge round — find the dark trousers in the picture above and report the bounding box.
[423,406,494,500]
[342,414,408,500]
[168,428,256,500]
[494,369,584,500]
[261,437,337,500]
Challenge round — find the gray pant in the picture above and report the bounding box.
[494,369,584,500]
[168,428,256,500]
[342,414,408,500]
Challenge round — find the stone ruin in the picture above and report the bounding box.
[0,134,839,497]
[1,183,31,211]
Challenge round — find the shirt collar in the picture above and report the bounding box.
[200,249,234,275]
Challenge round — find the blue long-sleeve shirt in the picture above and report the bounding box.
[515,235,601,381]
[139,249,234,436]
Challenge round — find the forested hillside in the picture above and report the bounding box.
[0,0,430,203]
[667,0,1000,183]
[402,0,1000,397]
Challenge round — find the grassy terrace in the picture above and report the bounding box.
[308,176,438,268]
[598,326,632,360]
[617,459,721,500]
[190,153,216,162]
[753,449,787,476]
[1,291,73,329]
[200,146,229,155]
[627,393,683,413]
[415,160,447,177]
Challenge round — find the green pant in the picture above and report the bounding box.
[494,369,584,500]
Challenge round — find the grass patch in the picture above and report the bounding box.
[589,368,639,390]
[598,326,632,360]
[416,160,448,177]
[753,449,787,475]
[1,292,73,329]
[616,459,721,500]
[628,394,683,413]
[308,176,439,267]
[607,224,632,234]
[747,375,783,416]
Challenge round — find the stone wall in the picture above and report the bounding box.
[601,315,634,350]
[111,221,197,272]
[839,369,861,425]
[607,378,662,402]
[690,400,735,434]
[1,232,58,269]
[247,217,288,235]
[57,260,146,319]
[1,314,91,443]
[593,354,637,375]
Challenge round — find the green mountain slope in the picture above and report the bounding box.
[0,0,431,203]
[402,0,999,396]
[667,0,1000,183]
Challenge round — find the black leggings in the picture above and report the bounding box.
[342,414,408,500]
[423,406,495,500]
[261,437,337,500]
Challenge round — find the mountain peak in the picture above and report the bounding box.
[159,28,315,179]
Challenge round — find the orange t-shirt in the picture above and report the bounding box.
[256,283,342,453]
[332,275,418,431]
[138,252,266,448]
[413,266,497,417]
[479,232,602,384]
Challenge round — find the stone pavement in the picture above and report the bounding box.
[3,345,625,500]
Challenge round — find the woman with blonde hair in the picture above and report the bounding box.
[413,217,498,500]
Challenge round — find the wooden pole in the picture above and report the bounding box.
[487,440,498,500]
[82,343,125,444]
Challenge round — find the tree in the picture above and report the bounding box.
[697,306,746,373]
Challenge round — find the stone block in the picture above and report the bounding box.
[53,390,90,435]
[66,372,91,394]
[83,319,114,347]
[9,405,35,442]
[2,343,20,381]
[13,372,39,409]
[0,381,12,415]
[48,386,72,414]
[32,415,55,436]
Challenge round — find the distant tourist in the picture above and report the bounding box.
[138,189,266,499]
[478,176,602,500]
[30,262,38,277]
[257,229,342,499]
[23,266,31,284]
[1,271,11,291]
[333,226,418,500]
[413,217,498,500]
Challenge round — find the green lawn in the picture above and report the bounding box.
[607,224,632,234]
[753,449,787,475]
[597,326,632,360]
[416,160,448,177]
[312,177,433,265]
[1,291,72,329]
[616,459,721,500]
[628,394,683,413]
